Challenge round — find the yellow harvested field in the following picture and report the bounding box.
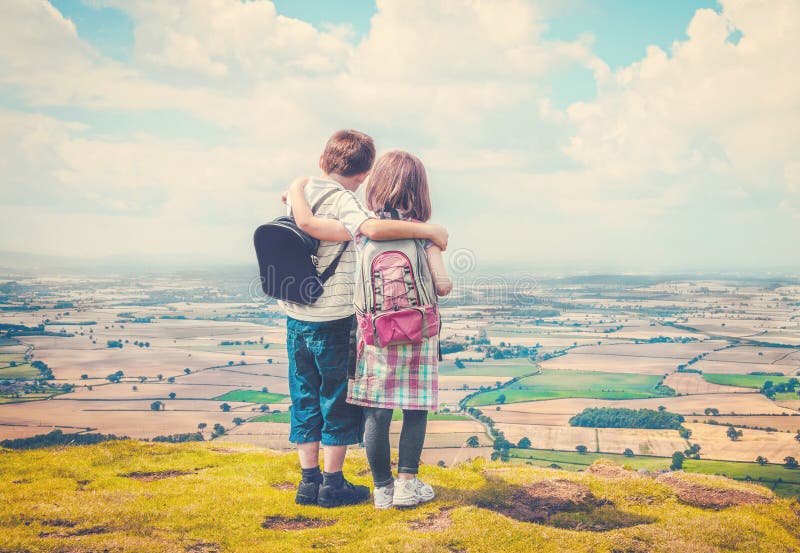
[663,372,752,395]
[684,422,800,463]
[689,415,800,432]
[692,360,793,375]
[706,346,800,364]
[0,398,248,440]
[504,393,791,416]
[573,341,722,359]
[597,428,687,457]
[64,382,242,400]
[494,423,597,450]
[489,411,574,426]
[0,425,84,440]
[420,446,492,466]
[540,353,679,375]
[438,375,516,389]
[392,420,484,434]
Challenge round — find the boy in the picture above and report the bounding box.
[282,130,448,508]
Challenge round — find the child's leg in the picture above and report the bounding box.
[397,409,428,480]
[363,407,394,487]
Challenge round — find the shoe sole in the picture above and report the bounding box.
[392,497,420,507]
[317,495,371,508]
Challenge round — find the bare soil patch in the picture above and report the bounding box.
[39,525,108,538]
[186,541,220,553]
[261,515,336,531]
[409,507,455,531]
[122,470,192,481]
[656,473,772,509]
[270,482,295,491]
[480,478,653,531]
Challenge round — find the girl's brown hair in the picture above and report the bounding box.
[365,151,432,222]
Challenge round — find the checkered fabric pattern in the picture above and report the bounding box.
[347,336,439,410]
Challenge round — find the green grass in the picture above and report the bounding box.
[509,447,800,498]
[466,369,669,406]
[702,373,795,389]
[0,363,40,380]
[2,441,798,552]
[213,390,290,404]
[251,412,292,423]
[439,361,537,377]
[773,392,800,401]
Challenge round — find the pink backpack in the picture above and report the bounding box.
[354,216,440,348]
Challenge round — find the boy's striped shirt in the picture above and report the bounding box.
[280,177,374,322]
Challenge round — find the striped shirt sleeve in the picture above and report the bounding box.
[332,190,375,239]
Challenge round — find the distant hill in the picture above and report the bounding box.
[1,441,798,552]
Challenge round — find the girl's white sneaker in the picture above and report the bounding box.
[392,478,421,507]
[413,477,435,503]
[373,484,394,510]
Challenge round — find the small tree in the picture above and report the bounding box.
[496,394,506,405]
[795,431,800,443]
[167,376,176,384]
[466,435,480,448]
[576,445,588,454]
[261,387,269,394]
[437,460,446,468]
[623,448,634,457]
[671,451,685,470]
[220,403,231,412]
[212,423,225,437]
[198,423,207,430]
[784,456,799,469]
[184,368,191,374]
[726,425,743,441]
[517,437,532,449]
[150,401,163,411]
[80,374,88,380]
[132,385,138,391]
[168,392,176,400]
[756,456,768,466]
[233,417,245,425]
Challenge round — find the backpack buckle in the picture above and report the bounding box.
[311,255,319,266]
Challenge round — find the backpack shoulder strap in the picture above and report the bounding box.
[318,241,350,284]
[289,186,340,218]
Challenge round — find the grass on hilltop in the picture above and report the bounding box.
[509,448,800,498]
[1,441,799,553]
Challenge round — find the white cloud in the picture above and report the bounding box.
[0,0,797,269]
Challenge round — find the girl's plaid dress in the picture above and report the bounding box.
[346,227,439,411]
[347,334,439,411]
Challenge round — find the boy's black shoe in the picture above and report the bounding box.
[317,478,370,508]
[295,480,320,505]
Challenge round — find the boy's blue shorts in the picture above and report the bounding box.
[286,314,363,446]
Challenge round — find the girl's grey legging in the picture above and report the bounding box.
[363,407,428,488]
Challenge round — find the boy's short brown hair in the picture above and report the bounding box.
[320,130,376,177]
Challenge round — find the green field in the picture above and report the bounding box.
[508,448,800,498]
[213,390,289,404]
[702,373,795,389]
[773,392,800,401]
[439,361,537,377]
[251,411,292,423]
[465,369,669,406]
[0,364,39,380]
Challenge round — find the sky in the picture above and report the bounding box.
[0,0,798,273]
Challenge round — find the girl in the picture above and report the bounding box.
[288,151,452,509]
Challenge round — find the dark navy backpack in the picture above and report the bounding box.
[253,189,349,305]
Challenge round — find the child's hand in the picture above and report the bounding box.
[282,177,308,205]
[430,224,449,251]
[290,176,309,190]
